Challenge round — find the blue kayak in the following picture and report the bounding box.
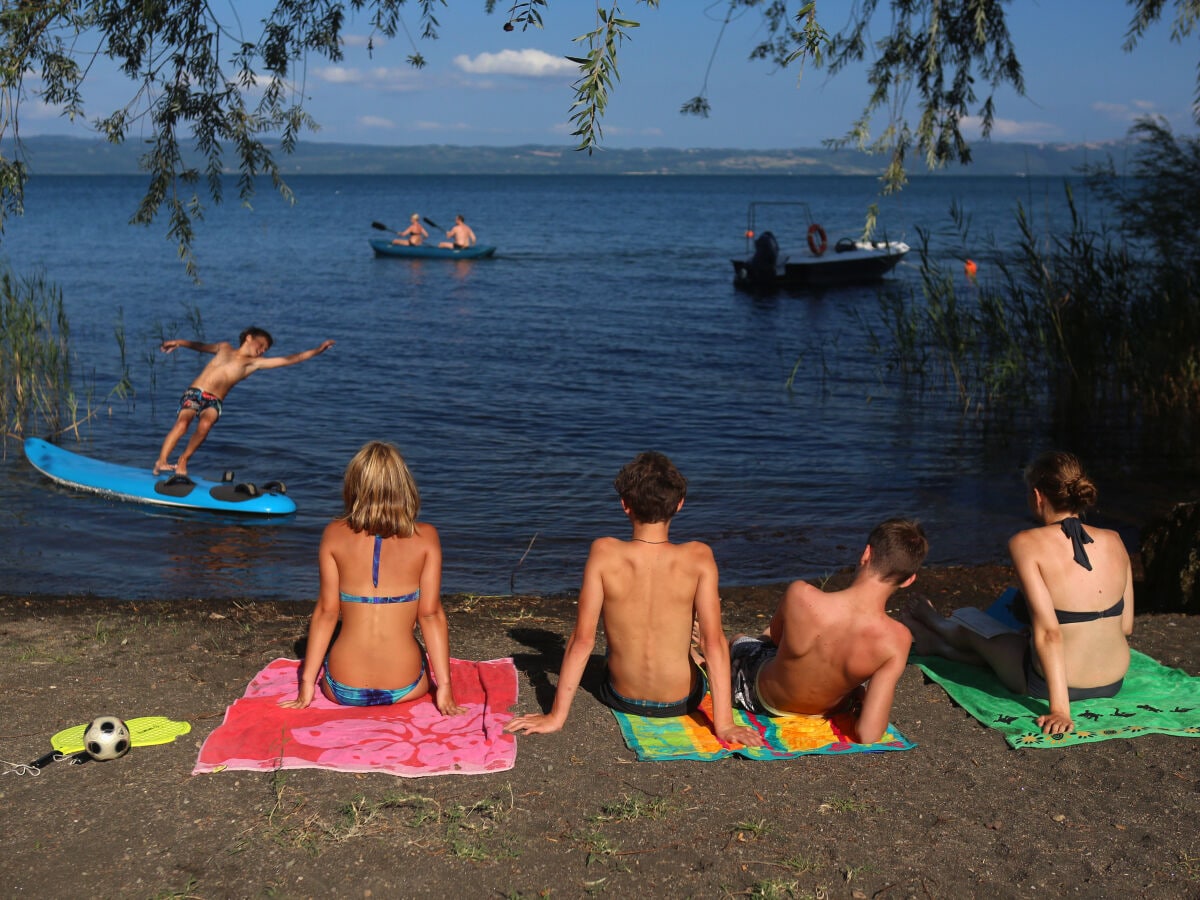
[23,437,297,516]
[369,239,496,259]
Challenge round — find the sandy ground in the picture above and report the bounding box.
[1,564,1198,899]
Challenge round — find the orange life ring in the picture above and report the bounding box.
[807,223,828,256]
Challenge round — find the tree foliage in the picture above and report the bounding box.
[0,0,441,276]
[686,1,1199,194]
[1,0,1197,271]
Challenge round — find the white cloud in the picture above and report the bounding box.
[549,122,664,138]
[1093,99,1161,121]
[341,33,377,49]
[453,48,574,78]
[21,98,65,121]
[359,115,395,129]
[960,115,1060,141]
[314,66,421,92]
[317,66,362,85]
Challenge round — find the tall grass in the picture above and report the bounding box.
[0,267,73,440]
[872,166,1200,442]
[0,265,137,445]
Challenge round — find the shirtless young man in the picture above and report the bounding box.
[438,215,477,250]
[505,451,764,748]
[729,519,928,744]
[153,327,335,475]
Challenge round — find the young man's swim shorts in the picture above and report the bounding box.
[729,635,787,716]
[179,386,223,420]
[597,660,707,718]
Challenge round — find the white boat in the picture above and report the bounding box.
[731,201,909,289]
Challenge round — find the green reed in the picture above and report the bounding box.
[0,266,140,445]
[871,178,1200,430]
[0,267,74,440]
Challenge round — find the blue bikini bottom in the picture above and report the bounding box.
[323,655,425,706]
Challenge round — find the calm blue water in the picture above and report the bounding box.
[1,174,1190,601]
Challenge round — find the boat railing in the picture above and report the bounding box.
[743,201,815,253]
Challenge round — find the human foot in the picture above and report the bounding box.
[907,596,958,640]
[899,609,946,657]
[153,461,175,475]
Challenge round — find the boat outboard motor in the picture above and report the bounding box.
[749,230,779,283]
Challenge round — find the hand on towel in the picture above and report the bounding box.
[716,722,766,748]
[278,682,316,710]
[435,682,467,717]
[1036,709,1075,735]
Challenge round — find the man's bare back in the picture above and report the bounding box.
[730,519,928,744]
[505,450,764,747]
[596,537,712,703]
[757,580,913,715]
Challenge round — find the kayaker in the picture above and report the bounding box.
[392,214,429,246]
[438,215,477,250]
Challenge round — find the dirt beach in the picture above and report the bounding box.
[1,564,1197,899]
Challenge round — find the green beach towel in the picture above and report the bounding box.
[914,650,1200,749]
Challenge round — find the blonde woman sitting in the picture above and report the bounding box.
[282,440,464,715]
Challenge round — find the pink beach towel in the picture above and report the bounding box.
[193,657,518,777]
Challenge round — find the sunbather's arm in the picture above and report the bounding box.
[279,527,341,709]
[853,644,907,744]
[1012,534,1073,734]
[505,544,604,735]
[1121,555,1135,636]
[694,547,765,748]
[416,528,466,716]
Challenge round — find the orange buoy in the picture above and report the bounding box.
[745,230,754,239]
[807,223,828,256]
[964,259,978,279]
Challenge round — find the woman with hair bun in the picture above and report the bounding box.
[905,450,1134,735]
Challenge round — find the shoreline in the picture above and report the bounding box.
[0,561,1044,608]
[4,561,1197,898]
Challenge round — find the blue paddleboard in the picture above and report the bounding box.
[23,437,297,516]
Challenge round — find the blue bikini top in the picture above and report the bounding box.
[339,534,420,604]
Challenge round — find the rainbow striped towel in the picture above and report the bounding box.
[612,692,914,761]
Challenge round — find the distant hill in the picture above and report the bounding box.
[7,134,1132,177]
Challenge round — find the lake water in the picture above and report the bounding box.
[1,173,1193,602]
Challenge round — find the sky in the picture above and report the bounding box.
[19,1,1199,152]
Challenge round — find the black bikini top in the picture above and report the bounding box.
[1011,517,1123,625]
[1059,516,1094,571]
[1011,591,1125,626]
[1053,596,1124,624]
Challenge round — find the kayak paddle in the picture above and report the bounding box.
[375,218,441,232]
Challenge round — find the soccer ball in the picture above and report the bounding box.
[83,715,131,761]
